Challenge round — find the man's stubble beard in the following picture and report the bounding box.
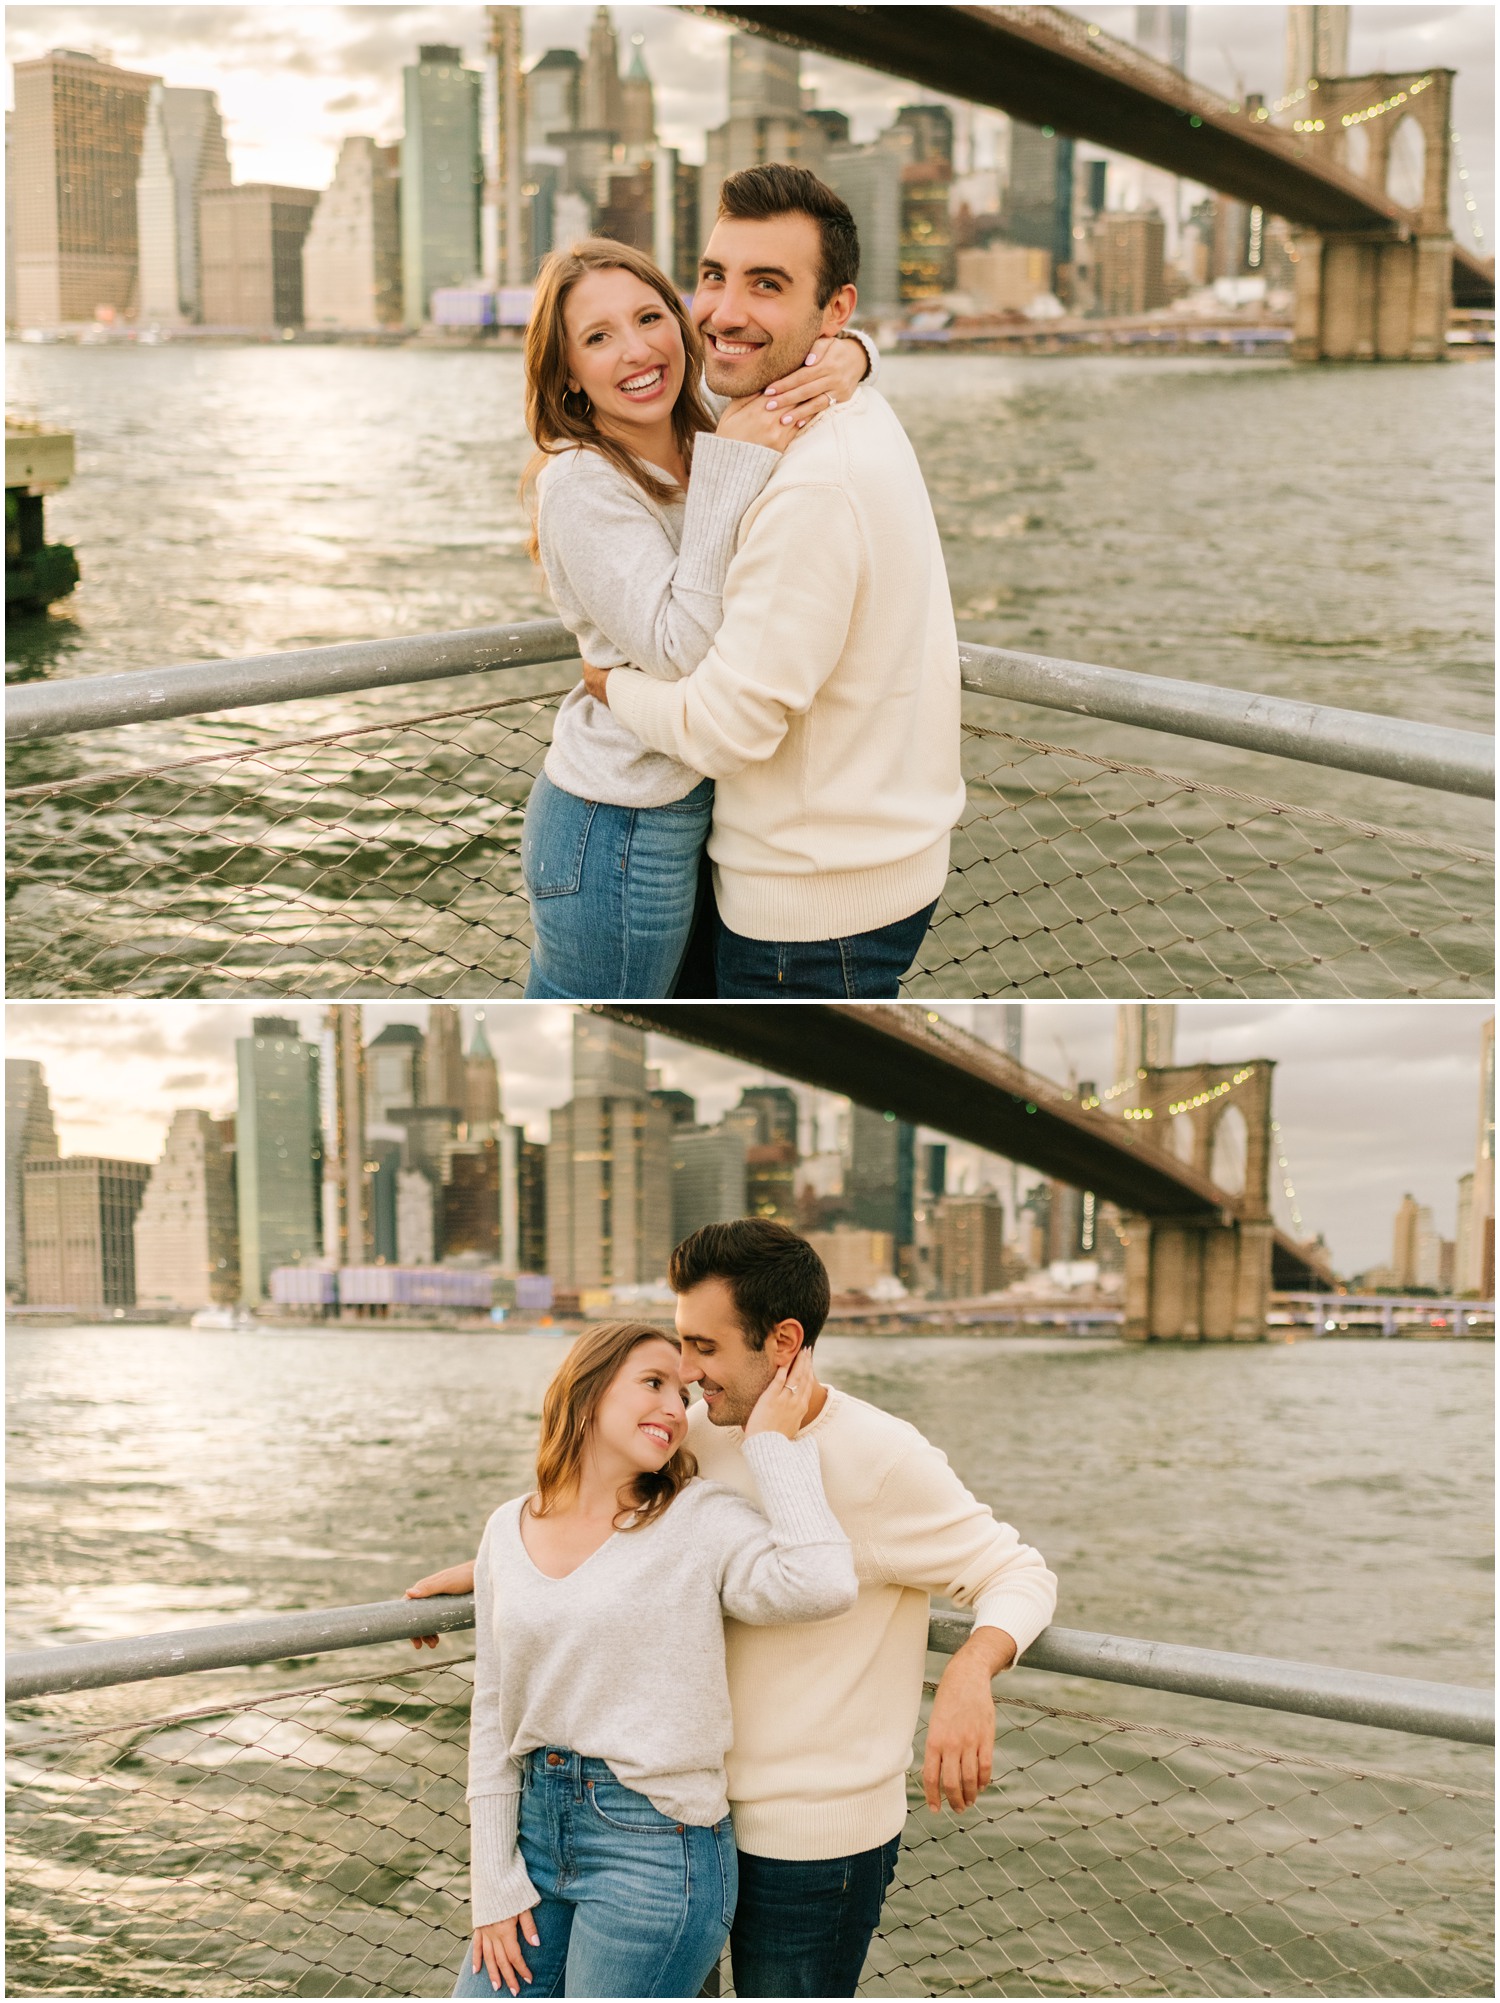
[701,309,827,401]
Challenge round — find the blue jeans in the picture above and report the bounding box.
[522,771,713,1000]
[728,1837,901,1997]
[714,901,938,999]
[452,1750,736,2000]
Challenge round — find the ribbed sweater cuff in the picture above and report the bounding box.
[741,1432,848,1547]
[468,1790,540,1929]
[677,434,780,599]
[972,1593,1054,1663]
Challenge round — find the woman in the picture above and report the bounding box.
[519,239,874,1000]
[452,1320,855,1999]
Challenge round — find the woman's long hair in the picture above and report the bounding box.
[532,1320,698,1532]
[520,238,718,560]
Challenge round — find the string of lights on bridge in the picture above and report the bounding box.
[1452,130,1486,244]
[1271,1120,1306,1234]
[1116,1067,1257,1123]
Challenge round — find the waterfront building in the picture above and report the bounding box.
[465,1012,503,1132]
[936,1192,1009,1297]
[547,1016,671,1287]
[397,1167,436,1265]
[598,164,654,252]
[845,1105,917,1253]
[1080,210,1168,317]
[803,1226,893,1294]
[671,1123,749,1245]
[135,85,231,326]
[23,1156,152,1307]
[650,1087,698,1129]
[423,1005,467,1111]
[200,184,319,328]
[956,243,1051,313]
[1391,1193,1443,1290]
[527,49,581,150]
[302,137,401,330]
[134,1109,238,1309]
[1461,1018,1495,1295]
[736,1086,800,1147]
[746,1142,798,1224]
[401,45,483,325]
[1003,121,1076,282]
[235,1016,322,1303]
[823,142,902,312]
[6,1058,60,1303]
[444,1138,501,1258]
[517,1132,548,1274]
[10,48,159,329]
[369,1139,401,1263]
[700,33,827,249]
[579,7,624,136]
[322,1006,369,1270]
[391,1106,462,1181]
[482,7,526,290]
[366,1022,423,1129]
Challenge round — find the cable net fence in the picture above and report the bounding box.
[6,1658,1492,1999]
[6,687,1491,999]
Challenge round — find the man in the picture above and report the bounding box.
[581,164,965,1000]
[407,1219,1057,1997]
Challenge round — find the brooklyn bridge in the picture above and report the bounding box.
[697,3,1494,358]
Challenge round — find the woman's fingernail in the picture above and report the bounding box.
[765,398,777,409]
[805,352,817,366]
[782,415,794,425]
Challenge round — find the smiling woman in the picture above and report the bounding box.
[452,1316,852,1999]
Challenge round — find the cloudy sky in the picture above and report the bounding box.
[5,4,1493,245]
[6,1000,1490,1273]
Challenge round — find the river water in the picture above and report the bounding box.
[5,1326,1492,1995]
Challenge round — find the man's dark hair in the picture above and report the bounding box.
[669,1218,832,1351]
[716,163,860,306]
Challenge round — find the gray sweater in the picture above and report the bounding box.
[537,433,781,808]
[466,1432,857,1928]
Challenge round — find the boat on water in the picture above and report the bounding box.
[188,1305,259,1332]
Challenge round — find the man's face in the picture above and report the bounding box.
[676,1276,780,1427]
[693,212,837,399]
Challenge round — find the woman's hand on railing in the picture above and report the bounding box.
[472,1911,540,1997]
[403,1561,476,1650]
[743,1350,816,1440]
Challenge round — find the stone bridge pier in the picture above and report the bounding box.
[1291,69,1454,361]
[1121,1060,1275,1341]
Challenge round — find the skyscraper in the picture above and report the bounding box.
[579,7,624,135]
[619,37,657,149]
[424,1004,467,1110]
[822,142,901,311]
[846,1105,917,1253]
[1284,6,1351,100]
[134,1109,238,1308]
[10,48,160,328]
[366,1021,424,1129]
[1004,121,1075,277]
[236,1016,322,1302]
[24,1157,152,1306]
[1462,1017,1495,1295]
[735,1087,800,1147]
[401,45,483,325]
[483,7,526,288]
[671,1122,749,1244]
[547,1016,671,1287]
[322,1005,368,1269]
[302,136,401,329]
[465,1012,503,1131]
[527,50,582,150]
[701,33,827,250]
[1134,7,1188,72]
[6,1058,59,1302]
[199,184,319,327]
[135,84,231,325]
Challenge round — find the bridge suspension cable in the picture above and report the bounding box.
[1271,1120,1307,1236]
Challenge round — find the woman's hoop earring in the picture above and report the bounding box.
[565,385,592,417]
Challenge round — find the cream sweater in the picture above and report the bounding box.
[607,387,966,942]
[688,1386,1058,1861]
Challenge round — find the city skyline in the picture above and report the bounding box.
[4,4,1493,247]
[5,1000,1491,1271]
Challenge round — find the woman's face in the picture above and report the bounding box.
[591,1336,689,1475]
[561,268,687,443]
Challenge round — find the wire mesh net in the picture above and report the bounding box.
[6,1659,1492,1999]
[6,689,1491,998]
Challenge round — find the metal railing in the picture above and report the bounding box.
[6,1601,1492,1999]
[6,624,1492,1000]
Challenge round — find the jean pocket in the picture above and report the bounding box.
[583,1777,682,1835]
[714,1819,739,1929]
[658,779,714,818]
[523,779,598,900]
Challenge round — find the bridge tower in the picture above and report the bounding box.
[1289,68,1455,361]
[1121,1060,1275,1341]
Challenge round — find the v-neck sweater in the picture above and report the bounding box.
[465,1431,855,1928]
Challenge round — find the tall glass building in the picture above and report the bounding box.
[400,45,483,325]
[235,1016,322,1301]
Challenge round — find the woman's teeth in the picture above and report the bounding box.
[640,1423,672,1445]
[619,367,664,394]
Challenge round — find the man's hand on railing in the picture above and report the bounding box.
[403,1561,477,1650]
[923,1626,1018,1812]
